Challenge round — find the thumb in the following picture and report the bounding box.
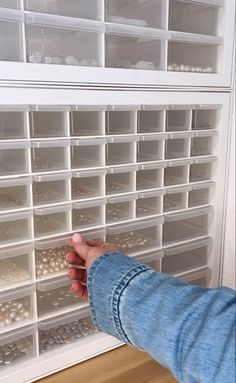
[71,233,93,261]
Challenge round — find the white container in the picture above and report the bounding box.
[105,23,169,70]
[191,105,221,130]
[31,140,69,173]
[33,173,71,206]
[38,307,96,354]
[164,159,192,186]
[29,107,69,138]
[136,162,165,191]
[105,0,166,29]
[106,165,137,195]
[0,141,30,177]
[163,206,213,246]
[106,136,137,166]
[0,244,33,288]
[163,237,212,275]
[165,132,192,160]
[177,267,211,287]
[166,107,191,132]
[37,275,83,317]
[34,204,71,238]
[106,194,137,224]
[0,177,32,212]
[71,138,106,169]
[0,211,32,247]
[134,249,164,272]
[72,169,106,200]
[106,217,164,256]
[163,185,190,212]
[0,8,23,62]
[72,199,105,230]
[138,106,165,133]
[137,134,166,162]
[191,131,218,157]
[106,105,138,135]
[71,106,105,137]
[0,324,37,369]
[0,106,28,139]
[35,236,71,278]
[25,0,102,20]
[190,156,217,183]
[136,189,164,218]
[25,13,104,67]
[0,285,35,330]
[189,181,215,208]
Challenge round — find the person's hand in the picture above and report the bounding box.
[66,233,118,300]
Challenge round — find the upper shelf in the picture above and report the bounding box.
[0,0,234,87]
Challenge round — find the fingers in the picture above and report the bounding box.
[68,268,85,281]
[66,251,84,265]
[70,281,88,300]
[70,233,94,261]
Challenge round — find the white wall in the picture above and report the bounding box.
[222,85,235,289]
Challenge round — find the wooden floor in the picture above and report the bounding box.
[38,345,178,383]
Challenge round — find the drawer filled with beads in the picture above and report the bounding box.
[38,308,96,354]
[0,286,34,330]
[72,199,105,230]
[72,169,106,201]
[106,194,136,224]
[0,324,37,369]
[33,173,71,206]
[31,140,69,173]
[0,177,32,212]
[0,211,33,247]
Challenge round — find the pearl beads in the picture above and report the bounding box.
[28,52,98,67]
[168,64,214,74]
[0,193,22,209]
[110,232,148,253]
[0,260,30,287]
[39,317,96,354]
[36,246,70,277]
[38,288,78,316]
[72,211,95,227]
[0,337,32,367]
[0,300,31,328]
[33,189,63,204]
[33,156,56,171]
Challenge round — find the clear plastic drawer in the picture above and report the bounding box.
[164,159,191,186]
[25,0,102,20]
[166,108,191,132]
[0,286,34,330]
[135,249,164,272]
[106,106,137,135]
[165,133,192,160]
[0,244,33,288]
[0,141,30,177]
[37,275,82,316]
[71,106,104,136]
[138,106,165,133]
[0,325,36,369]
[105,24,169,70]
[163,185,190,212]
[163,206,213,246]
[0,9,23,62]
[31,140,69,173]
[191,131,217,157]
[106,194,136,224]
[136,190,164,218]
[72,199,105,230]
[0,1,20,8]
[190,157,217,183]
[29,107,68,138]
[72,169,106,200]
[137,134,165,162]
[0,177,32,212]
[25,13,103,67]
[0,106,28,139]
[71,138,105,169]
[0,211,32,247]
[192,106,221,130]
[189,181,215,208]
[35,236,71,278]
[38,308,96,354]
[163,237,212,275]
[33,173,70,206]
[177,267,211,287]
[105,0,166,29]
[106,136,136,166]
[34,204,71,238]
[137,162,165,191]
[106,217,164,256]
[106,165,137,195]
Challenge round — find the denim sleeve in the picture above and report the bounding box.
[87,252,236,383]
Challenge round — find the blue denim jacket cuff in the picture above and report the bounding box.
[87,252,150,344]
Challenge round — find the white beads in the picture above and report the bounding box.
[168,63,214,74]
[111,232,148,252]
[0,338,32,366]
[28,52,98,67]
[36,246,70,277]
[0,299,31,328]
[0,260,30,287]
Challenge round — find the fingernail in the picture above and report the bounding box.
[73,233,82,243]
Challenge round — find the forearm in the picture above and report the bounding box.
[88,252,236,383]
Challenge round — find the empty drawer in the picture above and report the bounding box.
[192,107,221,130]
[163,237,212,275]
[163,206,213,246]
[31,140,69,173]
[38,308,96,354]
[71,138,105,169]
[190,157,217,183]
[137,162,164,191]
[164,159,191,186]
[177,267,211,287]
[136,190,164,218]
[106,136,136,166]
[163,185,190,212]
[72,169,106,200]
[0,177,32,212]
[0,141,30,177]
[72,199,105,230]
[29,108,68,138]
[0,244,33,288]
[34,204,71,238]
[191,131,217,157]
[0,9,23,62]
[189,182,215,208]
[106,165,137,195]
[0,211,32,247]
[33,173,70,206]
[106,107,137,135]
[0,107,27,139]
[166,108,191,132]
[106,194,136,224]
[165,133,191,160]
[71,106,104,136]
[137,134,165,162]
[138,107,165,133]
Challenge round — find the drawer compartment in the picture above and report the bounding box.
[163,206,213,246]
[29,108,68,138]
[137,135,165,162]
[138,107,165,133]
[165,135,190,160]
[71,138,105,169]
[0,177,31,212]
[177,267,211,287]
[106,108,136,135]
[192,107,221,130]
[163,185,189,212]
[106,136,136,166]
[135,249,164,272]
[0,142,29,177]
[190,157,217,182]
[72,169,105,200]
[33,173,70,206]
[164,160,190,186]
[0,10,23,62]
[163,238,212,275]
[191,133,217,157]
[0,211,32,247]
[136,190,164,218]
[71,107,104,136]
[0,107,27,139]
[106,194,136,224]
[137,162,164,191]
[72,199,105,230]
[38,308,96,354]
[106,166,137,195]
[34,204,71,238]
[31,140,69,173]
[166,109,191,132]
[189,182,214,208]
